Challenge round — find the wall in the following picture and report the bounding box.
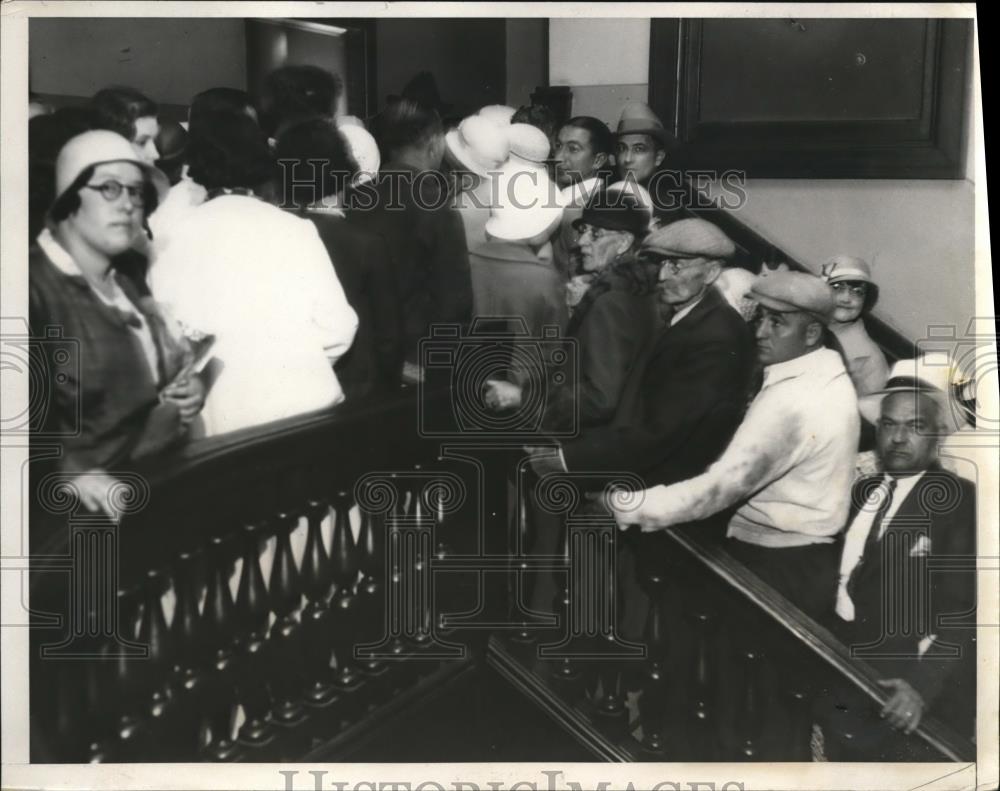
[29,18,247,110]
[373,19,506,119]
[550,18,978,344]
[549,19,649,127]
[505,19,547,108]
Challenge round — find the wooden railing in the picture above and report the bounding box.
[489,481,977,763]
[27,385,485,763]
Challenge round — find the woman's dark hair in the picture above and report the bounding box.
[274,118,357,209]
[186,111,276,190]
[562,115,614,158]
[90,86,158,142]
[48,164,159,224]
[261,65,342,136]
[373,98,442,158]
[189,87,256,133]
[512,104,557,141]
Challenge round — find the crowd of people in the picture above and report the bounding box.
[28,64,976,750]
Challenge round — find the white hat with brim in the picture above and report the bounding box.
[53,130,169,213]
[486,167,565,242]
[445,115,509,177]
[338,123,381,184]
[858,353,967,433]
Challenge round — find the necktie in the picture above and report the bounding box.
[835,476,897,621]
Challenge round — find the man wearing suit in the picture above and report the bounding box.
[830,360,977,746]
[527,218,755,489]
[611,271,860,618]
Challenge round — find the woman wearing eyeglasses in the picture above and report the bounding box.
[821,255,889,398]
[29,130,205,517]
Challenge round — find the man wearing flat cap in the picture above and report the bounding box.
[611,269,860,617]
[530,218,754,493]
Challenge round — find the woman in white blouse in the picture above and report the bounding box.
[151,112,358,437]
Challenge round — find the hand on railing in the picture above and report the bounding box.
[71,469,124,521]
[483,379,522,411]
[877,678,925,734]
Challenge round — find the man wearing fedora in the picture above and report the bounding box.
[444,112,510,251]
[614,101,688,225]
[612,270,860,617]
[530,218,754,489]
[820,356,977,754]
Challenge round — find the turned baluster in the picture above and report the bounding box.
[354,506,387,680]
[682,609,718,760]
[167,549,207,759]
[136,569,174,760]
[512,463,538,644]
[549,518,582,697]
[234,522,274,748]
[408,472,434,653]
[201,535,240,761]
[330,491,364,691]
[734,649,764,759]
[637,572,669,755]
[299,499,337,708]
[267,512,306,725]
[91,590,147,762]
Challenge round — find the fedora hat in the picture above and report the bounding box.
[486,166,565,242]
[859,353,967,432]
[615,102,670,148]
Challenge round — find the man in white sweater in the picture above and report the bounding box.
[611,270,860,616]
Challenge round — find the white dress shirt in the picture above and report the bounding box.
[834,471,926,621]
[150,195,358,437]
[617,347,860,547]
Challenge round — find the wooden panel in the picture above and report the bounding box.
[650,18,972,178]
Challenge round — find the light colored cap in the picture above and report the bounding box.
[445,115,510,177]
[751,270,835,323]
[607,179,654,218]
[642,218,735,260]
[859,352,968,432]
[821,254,874,285]
[337,115,365,129]
[507,122,551,165]
[53,130,169,208]
[486,167,564,242]
[338,123,381,184]
[478,104,517,127]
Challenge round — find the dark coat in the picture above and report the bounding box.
[469,239,567,337]
[544,268,662,432]
[560,284,755,488]
[302,210,402,395]
[836,467,977,738]
[29,244,188,474]
[346,161,472,364]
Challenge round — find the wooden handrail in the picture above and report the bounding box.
[662,526,976,762]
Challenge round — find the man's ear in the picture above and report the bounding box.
[703,259,723,285]
[615,231,635,257]
[805,318,824,347]
[593,152,609,171]
[654,148,666,168]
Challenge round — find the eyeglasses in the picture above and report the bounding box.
[83,181,146,207]
[830,281,868,298]
[638,252,706,275]
[576,223,610,240]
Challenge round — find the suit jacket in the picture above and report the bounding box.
[838,467,977,737]
[303,210,402,395]
[544,268,661,432]
[561,284,755,487]
[346,161,472,363]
